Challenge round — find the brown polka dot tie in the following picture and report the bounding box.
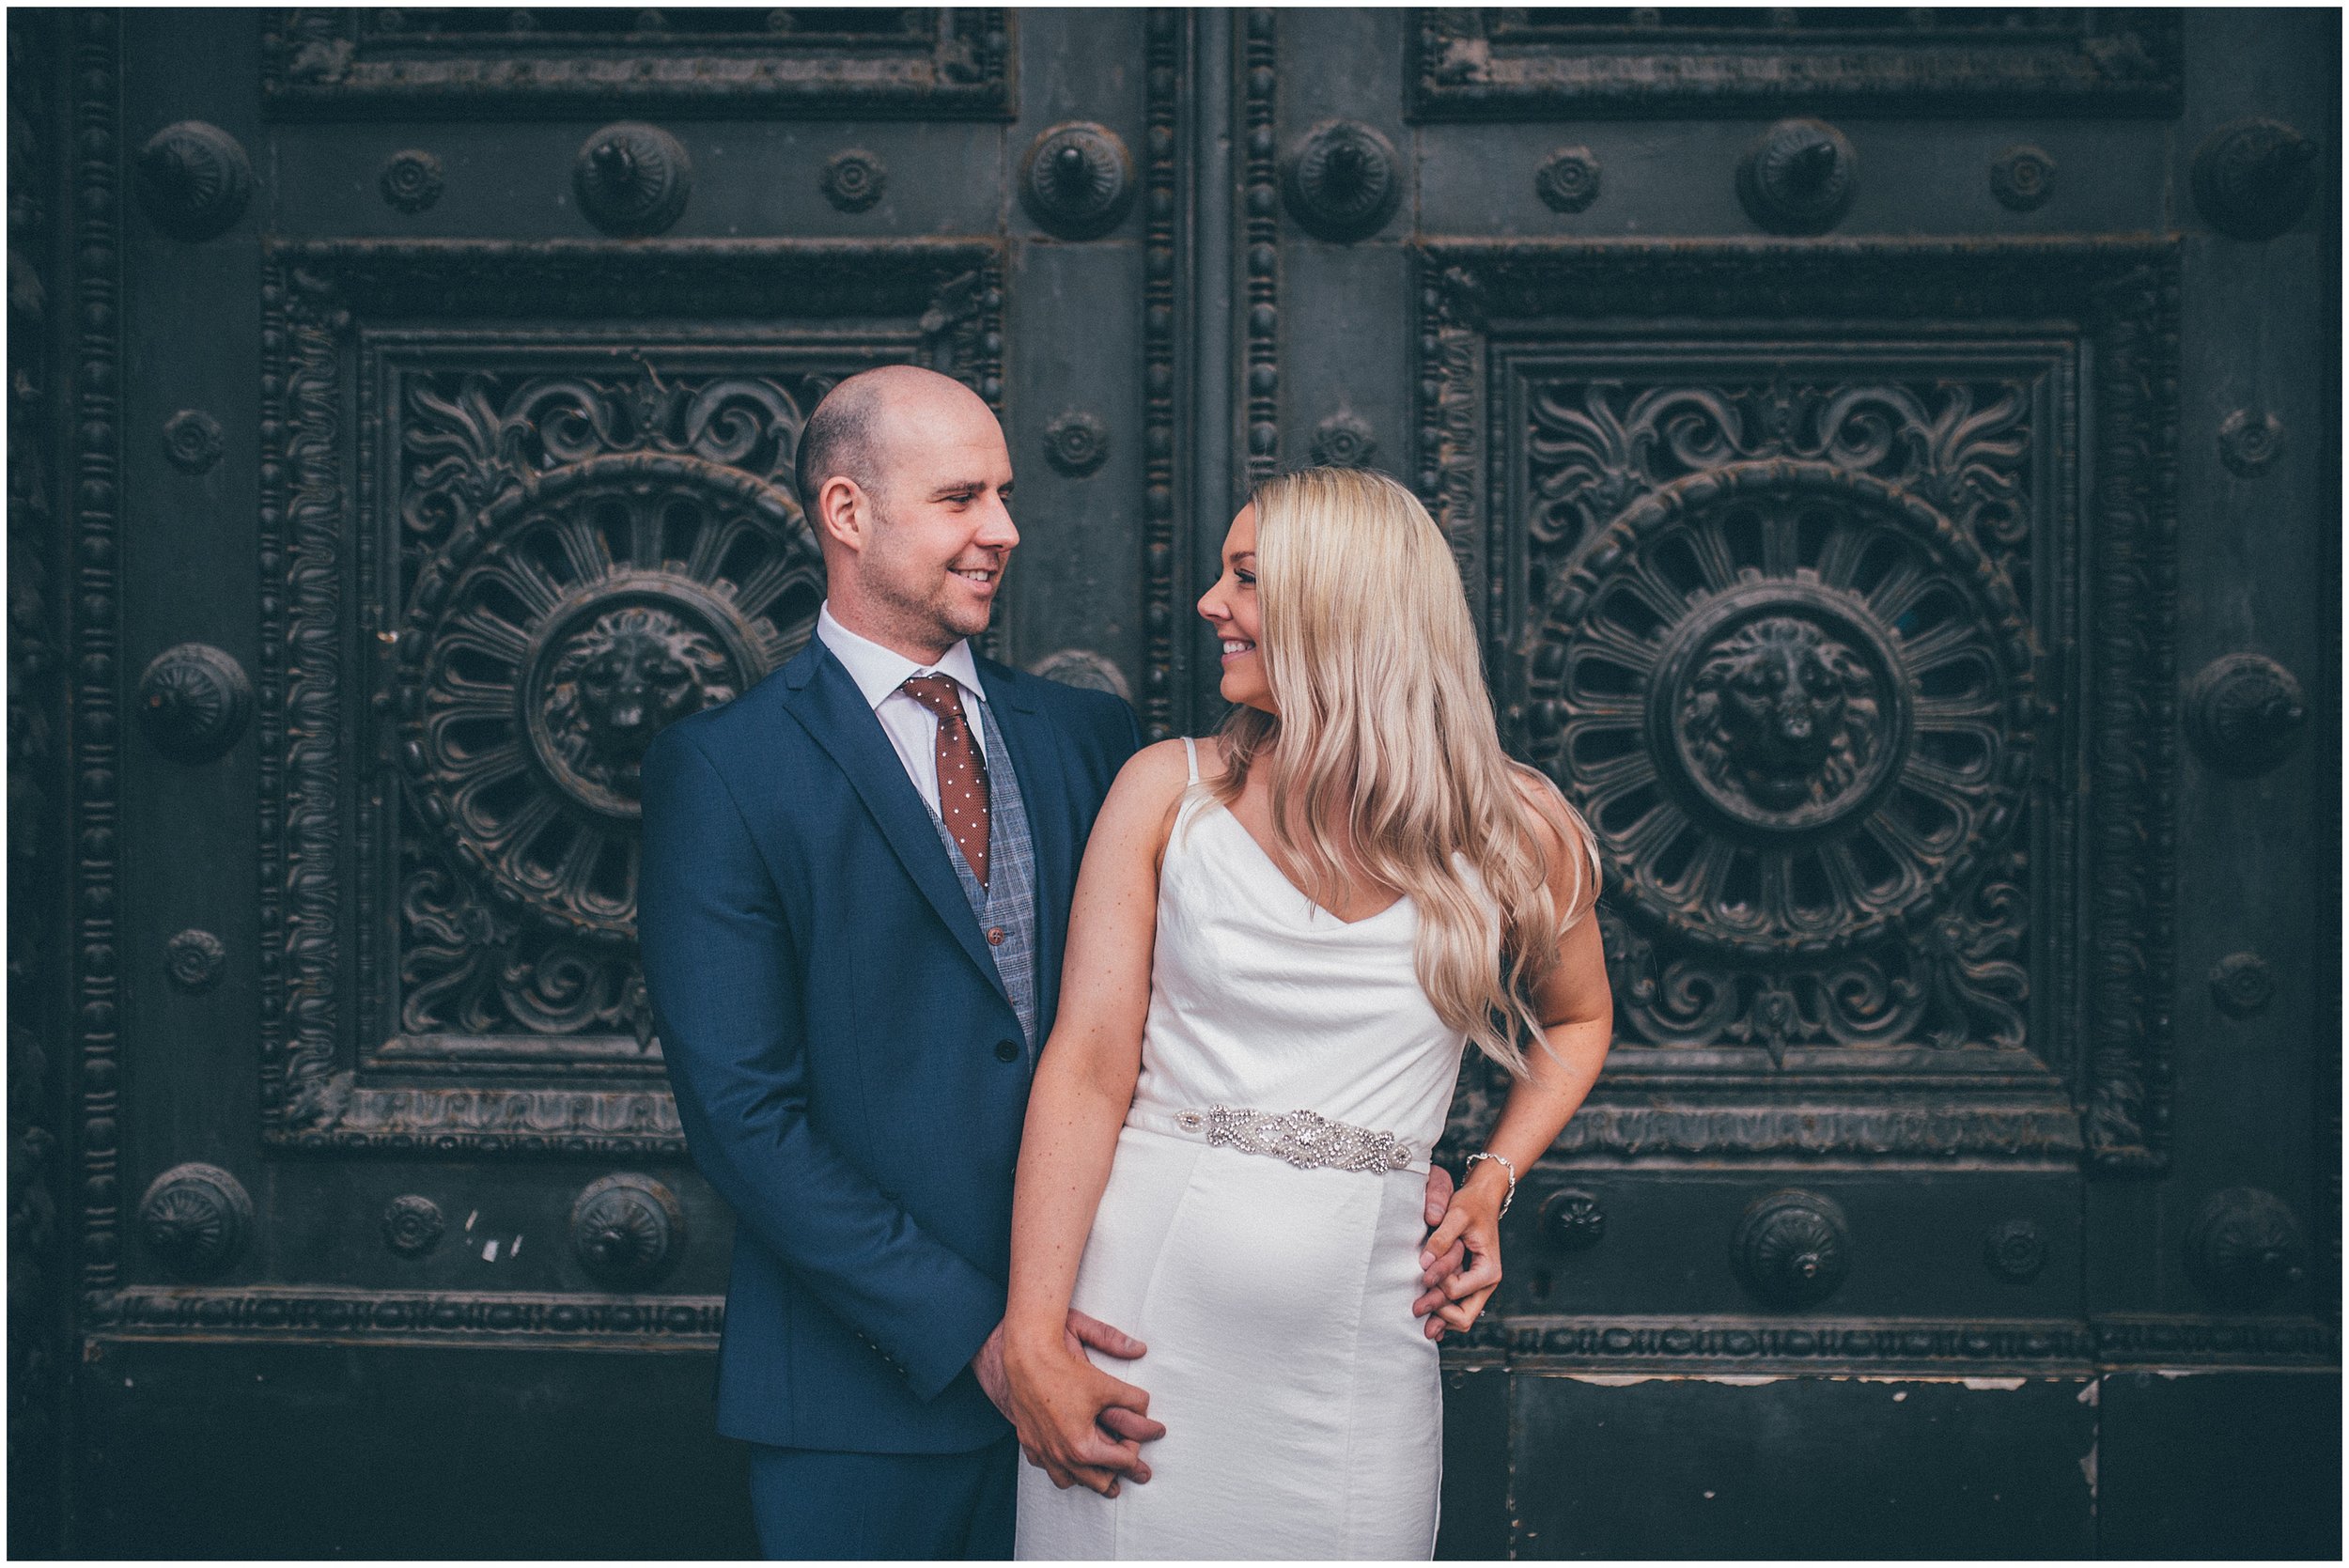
[901,675,990,890]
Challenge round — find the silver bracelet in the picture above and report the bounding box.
[1463,1150,1517,1218]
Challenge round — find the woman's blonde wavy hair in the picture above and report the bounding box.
[1211,465,1600,1078]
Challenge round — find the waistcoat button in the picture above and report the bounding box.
[987,926,1006,945]
[993,1039,1020,1063]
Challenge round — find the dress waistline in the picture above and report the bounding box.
[1124,1102,1430,1175]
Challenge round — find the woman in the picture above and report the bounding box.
[1002,467,1613,1559]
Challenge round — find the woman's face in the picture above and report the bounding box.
[1197,505,1273,714]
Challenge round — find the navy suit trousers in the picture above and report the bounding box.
[748,1438,1017,1560]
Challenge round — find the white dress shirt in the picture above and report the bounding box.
[815,603,989,817]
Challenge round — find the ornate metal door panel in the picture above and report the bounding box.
[26,8,1176,1556]
[1254,8,2335,1558]
[15,8,2337,1558]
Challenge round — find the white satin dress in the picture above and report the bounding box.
[1016,740,1470,1560]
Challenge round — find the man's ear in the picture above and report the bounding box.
[816,474,866,552]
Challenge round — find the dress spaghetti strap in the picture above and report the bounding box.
[1181,736,1199,784]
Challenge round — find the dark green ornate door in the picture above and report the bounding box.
[10,8,2336,1558]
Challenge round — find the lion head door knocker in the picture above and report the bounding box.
[398,447,821,951]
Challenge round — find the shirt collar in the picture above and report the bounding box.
[816,602,985,712]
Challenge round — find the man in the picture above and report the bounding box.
[638,366,1460,1559]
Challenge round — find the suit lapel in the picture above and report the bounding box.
[780,642,1009,1008]
[975,659,1075,1034]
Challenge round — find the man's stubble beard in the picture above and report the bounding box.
[858,500,999,652]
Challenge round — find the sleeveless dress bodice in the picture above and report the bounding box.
[1015,742,1473,1560]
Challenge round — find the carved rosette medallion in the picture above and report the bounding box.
[1516,367,2044,1066]
[572,122,692,237]
[1042,410,1110,477]
[2185,1187,2306,1310]
[164,928,227,993]
[1535,464,2030,963]
[1309,411,1377,469]
[1028,649,1131,702]
[138,643,254,764]
[2190,118,2321,241]
[1736,118,1857,235]
[1983,1218,2046,1281]
[2208,952,2274,1019]
[569,1172,687,1288]
[135,120,252,241]
[139,1163,255,1280]
[820,148,887,214]
[1734,1189,1850,1308]
[2217,409,2285,477]
[1019,122,1135,241]
[1283,119,1402,243]
[163,409,224,474]
[1989,145,2056,212]
[381,1195,445,1257]
[1541,1188,1607,1252]
[2186,653,2305,776]
[1535,147,1601,214]
[380,149,445,213]
[400,452,813,945]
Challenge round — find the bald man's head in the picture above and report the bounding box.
[794,364,1018,662]
[793,365,993,524]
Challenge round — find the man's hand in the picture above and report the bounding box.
[978,1312,1166,1494]
[1413,1162,1470,1341]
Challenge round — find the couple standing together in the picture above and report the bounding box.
[639,365,1614,1560]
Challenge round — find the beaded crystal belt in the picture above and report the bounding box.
[1128,1103,1423,1173]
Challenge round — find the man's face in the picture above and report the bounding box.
[848,391,1019,658]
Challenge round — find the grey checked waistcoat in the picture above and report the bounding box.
[926,691,1040,1057]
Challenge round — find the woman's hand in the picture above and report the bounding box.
[1420,1161,1510,1333]
[1003,1320,1164,1498]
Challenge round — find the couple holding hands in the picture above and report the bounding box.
[638,365,1613,1560]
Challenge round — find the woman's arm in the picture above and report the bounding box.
[1423,782,1615,1332]
[1001,738,1193,1496]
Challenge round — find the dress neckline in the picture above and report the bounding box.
[1197,799,1409,929]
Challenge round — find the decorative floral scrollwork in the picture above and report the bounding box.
[820,148,887,213]
[1522,376,2036,1059]
[134,120,252,241]
[1988,145,2056,211]
[2185,1187,2306,1310]
[1042,410,1110,476]
[1283,119,1401,242]
[1309,411,1377,470]
[2186,653,2305,776]
[393,372,821,1041]
[137,643,253,764]
[572,121,692,237]
[1535,147,1601,214]
[2217,409,2285,477]
[1733,1189,1850,1308]
[2191,118,2321,241]
[569,1172,686,1288]
[1737,118,1857,235]
[1019,122,1134,241]
[164,928,226,993]
[379,148,445,213]
[2208,952,2274,1019]
[139,1163,254,1280]
[162,409,223,474]
[1541,1188,1607,1252]
[1983,1218,2046,1281]
[381,1194,445,1258]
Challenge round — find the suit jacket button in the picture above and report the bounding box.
[994,1039,1020,1063]
[987,926,1006,946]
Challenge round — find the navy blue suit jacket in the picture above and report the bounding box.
[637,636,1141,1453]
